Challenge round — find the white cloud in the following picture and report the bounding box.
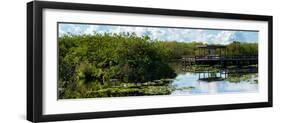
[211,31,235,44]
[59,23,258,44]
[85,25,99,34]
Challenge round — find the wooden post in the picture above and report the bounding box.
[220,48,222,57]
[203,72,205,78]
[225,69,227,79]
[204,48,205,56]
[220,48,222,68]
[199,48,201,56]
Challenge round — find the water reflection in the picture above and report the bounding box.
[171,71,258,95]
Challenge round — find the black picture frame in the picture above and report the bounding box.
[27,1,273,122]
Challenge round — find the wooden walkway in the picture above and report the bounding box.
[182,55,258,67]
[195,55,258,61]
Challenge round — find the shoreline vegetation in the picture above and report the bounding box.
[58,32,258,99]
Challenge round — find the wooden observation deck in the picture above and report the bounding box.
[182,45,258,68]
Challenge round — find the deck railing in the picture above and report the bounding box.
[194,55,258,61]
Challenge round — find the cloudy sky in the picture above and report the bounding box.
[59,23,258,45]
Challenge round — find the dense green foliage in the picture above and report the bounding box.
[59,33,177,98]
[226,41,258,56]
[160,41,258,58]
[58,32,258,99]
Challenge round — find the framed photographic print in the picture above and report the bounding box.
[27,1,273,122]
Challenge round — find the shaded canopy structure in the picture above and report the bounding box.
[197,45,227,57]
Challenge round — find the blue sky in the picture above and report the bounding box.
[59,23,258,45]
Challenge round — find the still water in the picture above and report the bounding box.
[171,72,259,95]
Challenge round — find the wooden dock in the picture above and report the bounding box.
[181,45,258,71]
[182,55,258,67]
